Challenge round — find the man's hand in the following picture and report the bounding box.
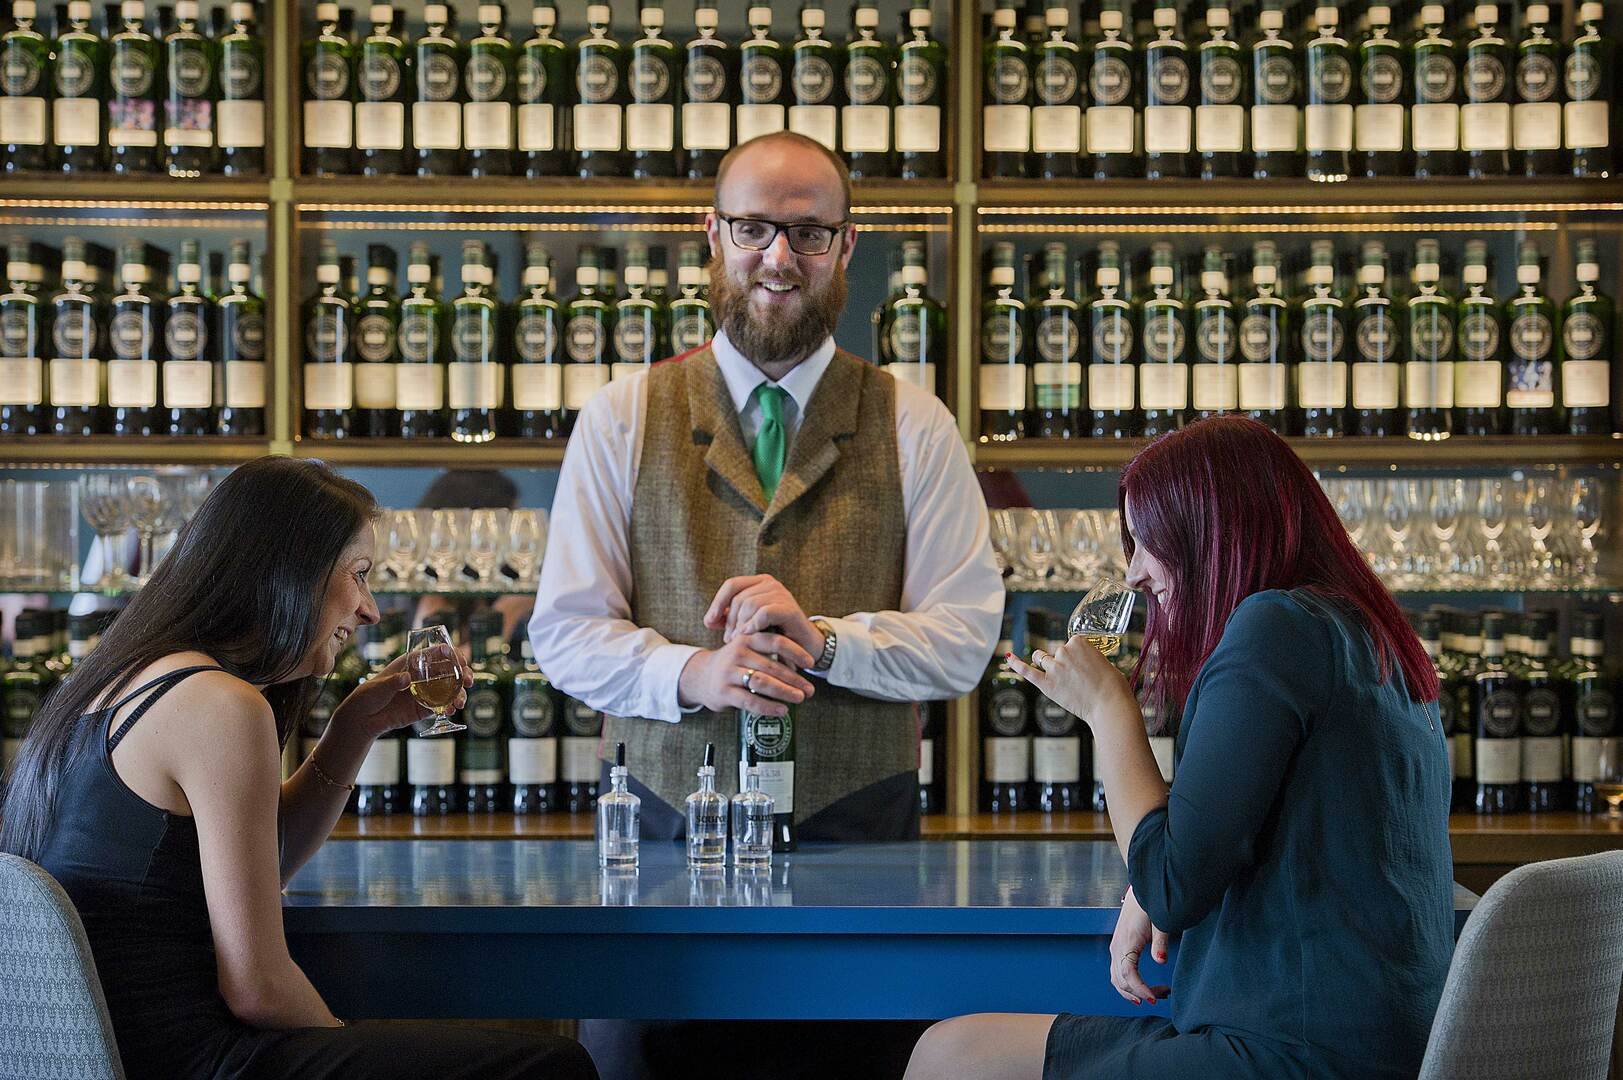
[704,574,825,660]
[677,632,817,717]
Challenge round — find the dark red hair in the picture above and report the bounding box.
[1119,416,1438,722]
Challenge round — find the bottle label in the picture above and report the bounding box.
[1034,311,1078,364]
[1412,102,1460,151]
[162,359,213,408]
[1417,53,1457,101]
[48,358,100,406]
[107,358,158,407]
[575,102,624,150]
[1202,55,1243,106]
[1195,308,1236,363]
[1238,312,1280,362]
[560,734,599,783]
[1566,51,1603,102]
[1459,307,1500,361]
[395,363,444,409]
[788,103,837,150]
[1352,361,1400,409]
[845,53,887,106]
[1564,309,1606,361]
[566,313,607,362]
[355,313,395,362]
[671,309,712,352]
[682,100,729,149]
[1087,104,1135,154]
[1521,687,1561,737]
[1251,104,1299,152]
[453,310,495,364]
[464,100,514,149]
[1301,307,1344,363]
[464,686,504,739]
[224,360,266,408]
[982,312,1022,362]
[1032,736,1081,783]
[0,357,42,405]
[512,310,555,363]
[356,100,406,149]
[1515,101,1563,148]
[1464,53,1507,103]
[1036,53,1079,106]
[978,363,1027,410]
[1410,308,1453,362]
[1480,688,1520,738]
[1508,311,1555,407]
[986,54,1030,105]
[164,308,206,362]
[397,310,437,362]
[169,42,211,99]
[1354,103,1404,151]
[1090,53,1131,106]
[1404,360,1455,408]
[407,738,456,785]
[508,737,558,784]
[1145,105,1193,153]
[1092,308,1133,362]
[1453,360,1502,407]
[418,49,460,100]
[306,49,348,99]
[306,309,347,362]
[1196,103,1244,152]
[686,53,727,103]
[1140,363,1189,409]
[1031,362,1080,408]
[217,99,265,146]
[222,43,261,99]
[1517,53,1558,102]
[563,363,610,409]
[899,54,937,107]
[1461,101,1511,150]
[1475,738,1520,784]
[302,362,353,409]
[1306,103,1353,151]
[1029,102,1079,154]
[1237,363,1287,410]
[614,310,655,364]
[1564,100,1608,149]
[627,98,675,151]
[448,362,502,409]
[361,51,402,100]
[1521,735,1563,783]
[1192,363,1238,410]
[841,104,889,152]
[517,102,555,150]
[1573,736,1621,783]
[982,104,1030,152]
[1310,52,1352,103]
[736,101,785,143]
[512,685,556,737]
[110,307,153,359]
[1149,52,1191,106]
[353,360,396,408]
[468,53,509,100]
[412,100,461,149]
[513,363,564,410]
[518,52,550,102]
[1296,362,1347,409]
[1354,306,1397,362]
[1256,54,1296,104]
[52,97,100,145]
[983,736,1030,783]
[54,46,95,98]
[1142,309,1185,363]
[1562,359,1611,408]
[884,361,936,392]
[1088,363,1135,410]
[742,53,783,102]
[0,89,41,146]
[114,45,156,97]
[888,309,927,363]
[302,99,352,148]
[356,739,401,786]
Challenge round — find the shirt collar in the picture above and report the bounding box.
[711,328,837,419]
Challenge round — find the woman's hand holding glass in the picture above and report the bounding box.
[1008,631,1136,731]
[334,641,472,742]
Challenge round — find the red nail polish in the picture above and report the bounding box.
[1147,997,1156,1005]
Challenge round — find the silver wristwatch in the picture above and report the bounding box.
[810,619,837,674]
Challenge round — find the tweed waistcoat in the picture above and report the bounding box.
[606,346,914,831]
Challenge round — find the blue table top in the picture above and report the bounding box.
[284,839,1479,937]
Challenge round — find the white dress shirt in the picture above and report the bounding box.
[529,329,1005,723]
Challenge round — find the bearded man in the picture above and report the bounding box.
[529,130,1003,1078]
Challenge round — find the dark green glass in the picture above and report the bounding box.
[1,0,50,172]
[895,0,944,179]
[681,4,730,178]
[302,241,354,439]
[1304,7,1353,183]
[356,4,408,176]
[574,2,626,178]
[1191,249,1238,420]
[162,0,215,176]
[1561,241,1614,435]
[216,2,263,174]
[465,4,516,177]
[1089,245,1137,438]
[51,0,107,172]
[625,1,677,178]
[1138,246,1187,437]
[1238,246,1293,433]
[842,3,893,178]
[666,242,713,356]
[163,240,213,435]
[1249,2,1299,179]
[512,243,564,439]
[1453,244,1506,436]
[0,239,47,433]
[1566,3,1614,179]
[517,2,567,176]
[301,1,354,175]
[1031,5,1081,180]
[880,240,946,401]
[1405,243,1454,440]
[562,249,613,431]
[611,250,664,382]
[510,638,558,814]
[1472,613,1522,814]
[1411,5,1460,178]
[1296,245,1349,437]
[1351,243,1402,436]
[413,3,463,176]
[1196,6,1244,180]
[397,243,448,439]
[787,1,838,154]
[1086,1,1136,179]
[462,615,510,814]
[1513,4,1561,177]
[49,239,105,435]
[1506,245,1561,436]
[736,5,787,149]
[354,244,399,437]
[979,243,1027,442]
[981,0,1029,179]
[109,0,161,173]
[216,240,265,436]
[450,242,503,443]
[1356,5,1407,178]
[1461,5,1511,178]
[1143,2,1192,180]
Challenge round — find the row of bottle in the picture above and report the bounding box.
[977,236,1615,441]
[0,0,266,176]
[0,235,267,436]
[982,0,1615,181]
[1426,607,1619,814]
[301,0,947,180]
[0,608,116,769]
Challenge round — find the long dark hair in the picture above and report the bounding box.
[1120,417,1438,722]
[0,457,376,861]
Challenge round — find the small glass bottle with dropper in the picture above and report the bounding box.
[685,742,728,869]
[731,744,776,870]
[597,741,640,868]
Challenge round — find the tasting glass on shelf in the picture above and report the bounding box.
[1572,477,1605,587]
[504,508,546,590]
[425,508,468,591]
[988,508,1017,582]
[1010,507,1058,588]
[1055,510,1100,588]
[79,474,138,594]
[406,623,466,736]
[385,508,425,590]
[466,508,509,588]
[126,476,165,588]
[1066,578,1136,657]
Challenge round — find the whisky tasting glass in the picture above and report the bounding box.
[1066,577,1136,658]
[1010,507,1058,587]
[406,624,466,737]
[1593,739,1623,820]
[385,508,424,589]
[425,508,467,591]
[126,475,165,588]
[80,473,137,594]
[1572,478,1605,587]
[987,509,1017,582]
[505,508,546,589]
[466,508,508,587]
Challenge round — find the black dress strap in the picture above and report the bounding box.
[105,666,227,752]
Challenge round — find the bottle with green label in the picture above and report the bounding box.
[1087,0,1136,179]
[162,0,215,177]
[1194,4,1244,180]
[51,0,106,173]
[1191,245,1238,420]
[464,3,516,177]
[611,242,662,381]
[517,1,567,177]
[512,240,565,439]
[1506,241,1560,435]
[843,2,893,178]
[737,5,787,147]
[625,2,677,178]
[1028,242,1080,437]
[1405,237,1454,440]
[787,1,838,152]
[510,637,558,814]
[354,4,407,176]
[681,4,730,177]
[302,239,353,439]
[1031,3,1081,180]
[108,240,160,436]
[301,1,354,176]
[1304,6,1353,183]
[397,241,447,438]
[896,0,944,179]
[1566,3,1613,179]
[2,0,50,173]
[450,240,502,443]
[163,239,212,435]
[1143,0,1192,180]
[214,1,263,174]
[1139,242,1188,437]
[1569,613,1617,815]
[0,237,46,434]
[49,237,104,436]
[1561,239,1613,435]
[666,240,713,357]
[1352,240,1403,435]
[560,695,601,812]
[1355,4,1406,178]
[352,244,398,437]
[1460,3,1511,178]
[573,3,625,177]
[563,246,613,425]
[413,3,463,176]
[1472,611,1521,814]
[981,615,1031,813]
[1453,239,1506,436]
[1249,0,1300,180]
[879,238,944,399]
[215,238,264,436]
[1238,241,1292,433]
[978,241,1027,443]
[1519,613,1566,813]
[739,683,796,852]
[1411,3,1460,178]
[461,613,510,814]
[110,0,162,174]
[1089,241,1136,438]
[981,0,1030,179]
[1513,4,1561,177]
[1297,239,1348,437]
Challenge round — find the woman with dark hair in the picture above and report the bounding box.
[905,417,1454,1080]
[0,457,597,1080]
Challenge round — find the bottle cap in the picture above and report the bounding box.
[641,5,664,29]
[902,264,927,287]
[703,743,715,768]
[407,262,430,284]
[1414,262,1439,283]
[748,6,772,26]
[69,0,91,18]
[1308,264,1334,287]
[479,4,502,25]
[370,5,393,26]
[1474,4,1497,26]
[624,264,648,287]
[523,264,549,287]
[1154,6,1176,29]
[908,7,930,28]
[577,264,600,287]
[1201,269,1226,291]
[694,6,717,28]
[801,7,824,29]
[123,0,146,19]
[1150,265,1174,287]
[677,264,702,286]
[1259,9,1282,30]
[1523,3,1549,24]
[175,0,197,19]
[532,4,556,28]
[1315,6,1336,27]
[854,6,878,29]
[1577,261,1600,283]
[1045,6,1067,28]
[989,265,1015,287]
[1253,264,1276,287]
[1367,5,1391,23]
[178,262,201,284]
[1517,263,1540,285]
[1463,263,1487,285]
[229,1,251,20]
[1421,4,1445,24]
[1206,7,1229,29]
[424,3,448,23]
[991,7,1014,28]
[1099,9,1123,31]
[61,259,88,280]
[1096,266,1120,288]
[616,741,626,767]
[1581,3,1604,24]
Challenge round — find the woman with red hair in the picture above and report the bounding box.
[905,417,1453,1080]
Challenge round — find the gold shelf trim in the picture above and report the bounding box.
[977,220,1566,235]
[978,201,1623,217]
[0,198,269,211]
[0,215,264,228]
[301,219,947,234]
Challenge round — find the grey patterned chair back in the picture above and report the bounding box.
[1419,851,1623,1080]
[0,853,125,1080]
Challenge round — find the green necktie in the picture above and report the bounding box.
[752,383,788,504]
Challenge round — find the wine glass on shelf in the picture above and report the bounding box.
[406,624,467,736]
[79,473,136,594]
[425,508,467,592]
[385,508,424,591]
[505,509,545,590]
[466,508,508,588]
[988,509,1017,584]
[1066,577,1136,658]
[126,475,164,587]
[1010,508,1058,588]
[1056,510,1099,589]
[1571,477,1605,586]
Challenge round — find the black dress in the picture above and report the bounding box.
[34,665,598,1080]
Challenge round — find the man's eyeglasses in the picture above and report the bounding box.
[716,212,850,257]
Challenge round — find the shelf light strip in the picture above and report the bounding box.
[0,199,268,212]
[976,221,1566,236]
[978,201,1623,217]
[305,220,948,234]
[0,215,258,229]
[298,201,949,217]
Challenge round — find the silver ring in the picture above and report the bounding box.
[742,667,757,692]
[1032,649,1054,673]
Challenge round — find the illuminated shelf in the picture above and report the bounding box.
[0,175,270,209]
[975,435,1623,471]
[292,438,567,468]
[0,437,271,467]
[1004,580,1623,596]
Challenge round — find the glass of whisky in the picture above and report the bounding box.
[407,624,467,736]
[1066,578,1136,658]
[1594,740,1623,819]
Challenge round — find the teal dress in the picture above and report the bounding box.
[1045,589,1454,1080]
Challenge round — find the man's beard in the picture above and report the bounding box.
[708,254,847,367]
